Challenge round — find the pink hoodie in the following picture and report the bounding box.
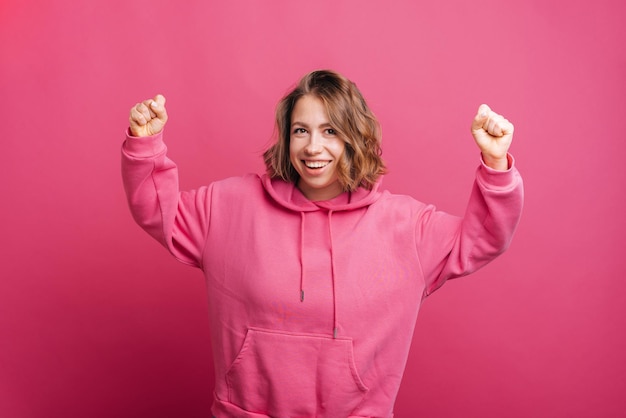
[122,131,523,417]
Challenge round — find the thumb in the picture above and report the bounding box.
[149,94,168,121]
[471,104,490,132]
[152,94,166,107]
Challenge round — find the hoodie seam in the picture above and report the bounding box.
[413,207,429,299]
[197,183,215,271]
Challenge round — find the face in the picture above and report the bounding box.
[289,95,346,201]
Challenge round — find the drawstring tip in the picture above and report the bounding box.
[333,327,338,339]
[300,290,305,302]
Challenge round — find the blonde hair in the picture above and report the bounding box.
[263,70,386,191]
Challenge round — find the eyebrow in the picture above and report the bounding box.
[291,121,334,129]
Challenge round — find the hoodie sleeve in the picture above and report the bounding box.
[121,130,212,268]
[416,154,524,296]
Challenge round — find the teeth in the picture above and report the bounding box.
[305,161,330,168]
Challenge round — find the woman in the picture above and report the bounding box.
[122,70,523,417]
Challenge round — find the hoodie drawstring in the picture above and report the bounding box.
[299,212,306,302]
[298,210,340,339]
[328,210,339,339]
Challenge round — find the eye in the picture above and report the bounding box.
[325,128,336,135]
[293,127,307,134]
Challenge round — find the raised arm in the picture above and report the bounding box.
[418,104,523,295]
[122,95,211,268]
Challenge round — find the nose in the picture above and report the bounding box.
[304,132,323,155]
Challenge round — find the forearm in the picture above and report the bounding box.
[121,130,179,247]
[465,154,524,260]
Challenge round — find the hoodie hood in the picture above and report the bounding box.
[261,173,384,212]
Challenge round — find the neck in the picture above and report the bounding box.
[296,180,343,202]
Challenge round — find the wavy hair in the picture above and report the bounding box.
[263,70,386,191]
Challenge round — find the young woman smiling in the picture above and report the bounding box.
[122,69,523,417]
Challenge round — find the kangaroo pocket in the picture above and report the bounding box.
[225,327,369,417]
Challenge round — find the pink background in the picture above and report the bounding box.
[1,0,625,417]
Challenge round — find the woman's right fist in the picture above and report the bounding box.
[129,94,168,137]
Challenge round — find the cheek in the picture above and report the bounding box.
[332,139,346,159]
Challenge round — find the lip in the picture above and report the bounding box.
[301,159,332,175]
[303,159,331,166]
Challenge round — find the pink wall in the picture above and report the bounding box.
[1,0,625,416]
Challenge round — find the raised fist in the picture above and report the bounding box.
[129,94,168,137]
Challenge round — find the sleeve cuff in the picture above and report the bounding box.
[122,128,166,158]
[477,153,520,190]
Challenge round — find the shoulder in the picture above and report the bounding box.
[377,189,426,207]
[213,173,262,189]
[371,190,432,217]
[194,175,266,216]
[210,173,264,197]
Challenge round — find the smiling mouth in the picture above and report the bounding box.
[304,160,331,169]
